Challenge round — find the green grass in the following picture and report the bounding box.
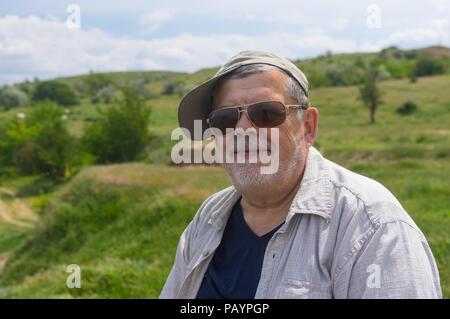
[0,223,29,253]
[0,165,230,298]
[0,72,448,298]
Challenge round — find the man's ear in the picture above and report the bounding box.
[303,107,319,148]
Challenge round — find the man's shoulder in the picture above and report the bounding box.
[193,185,239,225]
[201,185,237,209]
[323,156,417,228]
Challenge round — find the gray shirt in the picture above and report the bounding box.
[160,146,442,298]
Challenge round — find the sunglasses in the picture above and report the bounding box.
[207,100,308,134]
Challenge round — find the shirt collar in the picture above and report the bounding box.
[287,146,333,223]
[208,146,334,229]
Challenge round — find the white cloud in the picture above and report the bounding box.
[430,0,450,13]
[244,14,257,21]
[431,18,448,30]
[139,9,176,34]
[0,15,360,84]
[374,26,449,49]
[329,17,349,31]
[0,14,448,85]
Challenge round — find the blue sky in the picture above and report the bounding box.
[0,0,449,84]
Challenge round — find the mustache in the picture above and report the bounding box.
[227,133,272,153]
[233,143,271,152]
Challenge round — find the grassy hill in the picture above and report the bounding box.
[0,51,449,297]
[0,164,231,298]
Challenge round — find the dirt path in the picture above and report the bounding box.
[0,252,10,272]
[0,186,36,272]
[0,187,35,228]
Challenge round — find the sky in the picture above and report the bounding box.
[0,0,449,85]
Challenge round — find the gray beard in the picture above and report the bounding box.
[223,142,306,189]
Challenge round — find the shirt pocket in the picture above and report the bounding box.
[276,278,332,299]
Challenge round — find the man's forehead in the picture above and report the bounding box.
[213,71,288,107]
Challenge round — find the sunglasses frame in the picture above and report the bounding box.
[206,100,309,130]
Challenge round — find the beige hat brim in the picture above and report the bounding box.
[178,66,239,141]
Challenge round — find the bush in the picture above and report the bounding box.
[396,101,418,115]
[415,57,445,76]
[28,105,76,180]
[129,77,153,99]
[32,81,79,106]
[354,57,366,69]
[17,81,33,96]
[83,89,152,163]
[376,65,391,81]
[92,84,116,104]
[340,63,365,86]
[0,86,29,109]
[379,46,401,59]
[83,72,115,95]
[14,141,41,175]
[0,117,9,145]
[384,59,409,78]
[325,67,342,86]
[0,120,41,167]
[408,68,418,83]
[0,102,76,180]
[74,80,89,96]
[307,69,333,88]
[163,79,185,96]
[404,50,418,60]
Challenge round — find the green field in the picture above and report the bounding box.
[0,70,448,297]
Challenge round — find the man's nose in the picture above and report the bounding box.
[235,111,254,130]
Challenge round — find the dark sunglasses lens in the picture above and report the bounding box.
[248,101,286,127]
[209,108,239,134]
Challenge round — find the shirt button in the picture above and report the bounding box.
[202,249,209,257]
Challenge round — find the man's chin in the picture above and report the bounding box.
[222,162,275,188]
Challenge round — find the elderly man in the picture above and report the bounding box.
[160,50,441,299]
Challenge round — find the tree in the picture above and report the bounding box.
[83,72,115,95]
[0,86,29,109]
[359,68,383,123]
[129,76,153,99]
[83,89,152,163]
[26,104,75,180]
[415,57,445,76]
[408,68,417,83]
[92,84,116,104]
[163,79,185,96]
[32,81,79,106]
[0,102,75,181]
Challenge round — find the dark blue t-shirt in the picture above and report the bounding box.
[196,197,284,299]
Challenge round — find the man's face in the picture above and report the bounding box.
[212,70,317,190]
